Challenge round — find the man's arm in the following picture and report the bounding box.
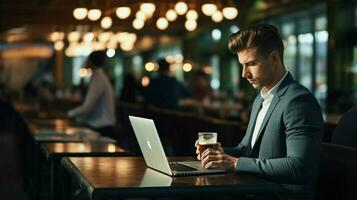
[223,135,250,157]
[236,93,323,184]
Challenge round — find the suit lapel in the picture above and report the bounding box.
[250,72,293,153]
[245,96,263,154]
[252,96,280,151]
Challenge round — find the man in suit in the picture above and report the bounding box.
[196,24,324,199]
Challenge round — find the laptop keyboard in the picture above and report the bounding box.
[169,162,197,171]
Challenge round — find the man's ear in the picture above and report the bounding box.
[270,50,280,63]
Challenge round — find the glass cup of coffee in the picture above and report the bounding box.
[198,132,218,157]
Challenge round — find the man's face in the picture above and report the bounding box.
[237,48,275,90]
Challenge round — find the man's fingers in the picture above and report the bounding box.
[204,160,222,169]
[201,154,217,167]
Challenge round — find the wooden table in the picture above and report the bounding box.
[40,142,129,200]
[27,118,70,130]
[28,120,116,200]
[62,157,280,200]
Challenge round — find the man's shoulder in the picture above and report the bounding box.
[278,81,321,111]
[285,80,314,98]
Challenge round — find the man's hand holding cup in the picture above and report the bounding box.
[195,132,238,171]
[195,132,222,160]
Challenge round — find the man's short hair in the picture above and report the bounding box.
[157,58,170,72]
[88,50,106,67]
[228,24,284,61]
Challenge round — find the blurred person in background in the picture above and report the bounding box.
[68,50,115,139]
[119,73,139,103]
[192,71,213,103]
[144,58,191,110]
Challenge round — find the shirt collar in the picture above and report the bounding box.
[260,71,288,99]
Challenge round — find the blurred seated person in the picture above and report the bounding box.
[119,73,139,103]
[23,80,37,101]
[144,58,191,110]
[193,71,213,103]
[63,85,82,101]
[37,80,55,107]
[331,105,357,148]
[68,51,115,139]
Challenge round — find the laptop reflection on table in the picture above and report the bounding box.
[129,116,226,176]
[140,168,172,187]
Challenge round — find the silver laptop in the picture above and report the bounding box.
[129,116,226,176]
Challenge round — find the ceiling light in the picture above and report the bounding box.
[175,54,184,63]
[141,76,150,87]
[54,41,64,51]
[186,10,198,20]
[140,3,156,15]
[211,10,223,23]
[183,63,192,72]
[120,42,134,51]
[175,2,188,15]
[211,29,221,41]
[133,19,145,30]
[115,32,127,43]
[107,41,118,49]
[156,17,169,30]
[88,9,102,21]
[116,7,131,19]
[230,25,240,33]
[145,62,155,71]
[101,17,112,29]
[128,33,137,43]
[98,32,112,43]
[136,11,147,21]
[92,42,105,51]
[166,9,177,22]
[222,7,238,20]
[202,3,217,16]
[67,31,80,42]
[50,32,64,42]
[73,8,88,20]
[185,20,197,31]
[106,48,116,58]
[165,55,174,63]
[83,32,94,42]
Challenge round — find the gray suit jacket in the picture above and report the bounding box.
[225,73,323,196]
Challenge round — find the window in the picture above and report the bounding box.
[282,22,296,76]
[298,32,314,90]
[265,6,328,109]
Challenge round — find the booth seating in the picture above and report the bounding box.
[0,100,32,200]
[317,143,357,199]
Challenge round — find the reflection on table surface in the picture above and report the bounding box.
[28,121,115,143]
[64,157,273,189]
[43,142,126,154]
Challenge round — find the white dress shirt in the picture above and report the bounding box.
[251,72,288,148]
[68,68,115,128]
